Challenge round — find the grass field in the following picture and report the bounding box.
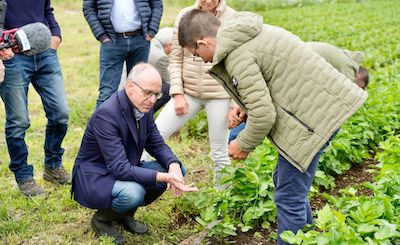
[0,0,399,244]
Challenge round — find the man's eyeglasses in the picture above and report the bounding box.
[130,80,163,100]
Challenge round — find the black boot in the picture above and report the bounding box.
[91,209,126,244]
[121,208,148,234]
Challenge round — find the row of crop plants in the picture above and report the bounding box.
[281,134,400,244]
[177,76,400,243]
[178,134,400,243]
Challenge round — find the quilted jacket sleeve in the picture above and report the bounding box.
[168,8,189,96]
[44,0,61,37]
[83,0,108,41]
[147,0,163,38]
[225,51,277,152]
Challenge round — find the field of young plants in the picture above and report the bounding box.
[0,0,399,244]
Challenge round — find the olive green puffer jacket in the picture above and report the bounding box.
[209,12,368,172]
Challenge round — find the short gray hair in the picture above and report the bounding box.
[154,27,173,46]
[127,63,157,82]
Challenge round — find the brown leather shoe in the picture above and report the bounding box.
[43,166,70,184]
[17,179,45,197]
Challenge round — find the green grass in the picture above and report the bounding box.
[0,1,212,244]
[0,0,399,244]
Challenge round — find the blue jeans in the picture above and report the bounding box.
[273,131,338,245]
[0,49,69,182]
[228,122,245,143]
[97,35,150,107]
[153,82,171,112]
[111,161,186,213]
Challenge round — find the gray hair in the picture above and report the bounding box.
[127,63,157,82]
[154,27,173,46]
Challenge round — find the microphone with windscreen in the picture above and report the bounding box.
[0,22,52,56]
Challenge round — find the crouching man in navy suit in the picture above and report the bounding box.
[71,63,198,244]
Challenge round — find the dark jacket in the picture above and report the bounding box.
[4,0,61,37]
[83,0,162,42]
[71,90,180,209]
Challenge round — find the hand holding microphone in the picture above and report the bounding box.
[0,23,52,83]
[0,22,52,57]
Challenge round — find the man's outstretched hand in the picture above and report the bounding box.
[156,164,198,196]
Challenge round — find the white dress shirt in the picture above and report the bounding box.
[111,0,141,33]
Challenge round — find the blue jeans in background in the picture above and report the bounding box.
[111,161,186,213]
[97,35,150,107]
[228,122,246,143]
[153,82,171,112]
[0,49,69,182]
[273,131,338,245]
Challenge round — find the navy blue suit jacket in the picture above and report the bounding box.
[72,90,180,209]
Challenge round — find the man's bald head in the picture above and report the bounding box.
[125,63,163,113]
[127,63,162,88]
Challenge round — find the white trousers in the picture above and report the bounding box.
[154,94,231,183]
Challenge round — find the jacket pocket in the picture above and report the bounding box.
[81,164,108,175]
[281,107,314,133]
[269,106,315,171]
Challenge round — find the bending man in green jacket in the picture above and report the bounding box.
[228,42,370,142]
[178,10,368,244]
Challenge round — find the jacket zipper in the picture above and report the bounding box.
[281,107,314,133]
[209,71,239,102]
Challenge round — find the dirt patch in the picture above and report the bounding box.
[310,159,378,211]
[226,228,277,245]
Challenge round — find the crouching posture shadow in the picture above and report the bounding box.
[71,63,197,244]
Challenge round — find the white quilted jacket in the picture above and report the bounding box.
[168,0,235,99]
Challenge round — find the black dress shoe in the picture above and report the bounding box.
[91,209,126,244]
[121,209,148,234]
[122,218,148,234]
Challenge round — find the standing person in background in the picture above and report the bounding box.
[83,0,163,107]
[228,41,370,142]
[153,0,235,189]
[149,27,173,111]
[177,10,367,244]
[308,42,369,89]
[119,27,174,112]
[0,0,70,197]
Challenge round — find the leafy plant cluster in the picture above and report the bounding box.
[179,141,278,240]
[281,151,400,244]
[375,134,400,166]
[180,111,209,139]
